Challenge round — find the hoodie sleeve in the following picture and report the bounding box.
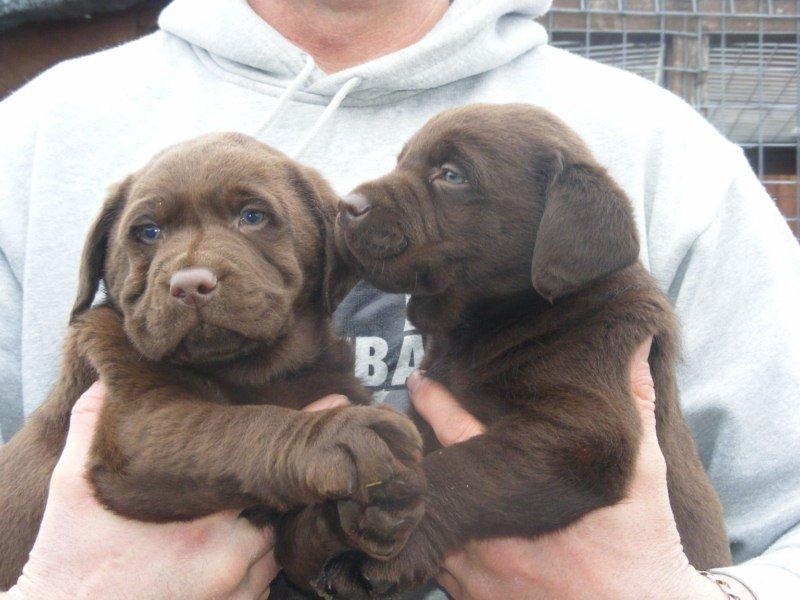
[666,148,800,598]
[0,251,23,445]
[0,80,40,444]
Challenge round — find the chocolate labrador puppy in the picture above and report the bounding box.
[326,104,732,597]
[0,133,426,596]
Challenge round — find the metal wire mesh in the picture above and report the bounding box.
[544,0,800,238]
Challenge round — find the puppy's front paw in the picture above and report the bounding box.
[316,527,441,599]
[316,551,377,600]
[303,405,424,504]
[337,465,425,560]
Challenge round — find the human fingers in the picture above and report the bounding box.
[629,336,655,412]
[627,336,669,492]
[50,381,106,497]
[437,566,464,600]
[231,550,279,600]
[303,394,351,412]
[225,516,275,570]
[56,381,105,469]
[407,371,485,447]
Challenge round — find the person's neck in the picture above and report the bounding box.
[247,0,450,73]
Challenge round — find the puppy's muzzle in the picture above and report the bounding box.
[338,194,408,259]
[341,193,372,217]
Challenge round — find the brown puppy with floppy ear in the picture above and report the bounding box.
[0,133,426,596]
[327,104,731,597]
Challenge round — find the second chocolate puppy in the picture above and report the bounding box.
[327,104,732,597]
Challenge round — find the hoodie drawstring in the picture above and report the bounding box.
[292,75,361,159]
[252,54,362,160]
[253,54,316,139]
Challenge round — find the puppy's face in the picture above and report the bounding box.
[73,133,348,364]
[336,104,639,303]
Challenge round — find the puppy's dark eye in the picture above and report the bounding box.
[134,223,162,245]
[440,164,467,186]
[240,208,267,227]
[442,169,465,185]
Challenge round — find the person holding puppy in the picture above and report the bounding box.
[1,0,798,598]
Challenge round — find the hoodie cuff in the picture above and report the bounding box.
[712,556,800,600]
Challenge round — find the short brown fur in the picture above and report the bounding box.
[327,104,732,597]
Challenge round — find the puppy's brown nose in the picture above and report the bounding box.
[170,267,218,307]
[341,193,371,217]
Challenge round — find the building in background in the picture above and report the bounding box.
[1,0,798,237]
[0,0,167,99]
[545,0,799,237]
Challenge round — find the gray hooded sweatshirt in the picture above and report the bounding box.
[1,0,799,597]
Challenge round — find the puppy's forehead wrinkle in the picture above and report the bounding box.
[123,195,195,232]
[137,145,287,210]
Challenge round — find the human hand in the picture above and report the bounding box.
[408,338,741,600]
[5,383,350,600]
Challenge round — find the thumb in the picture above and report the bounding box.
[407,371,485,447]
[630,336,655,407]
[55,381,106,474]
[628,337,668,489]
[303,394,351,412]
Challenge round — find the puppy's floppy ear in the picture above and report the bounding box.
[70,176,131,322]
[531,155,639,301]
[288,167,359,314]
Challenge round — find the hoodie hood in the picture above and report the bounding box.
[159,0,551,103]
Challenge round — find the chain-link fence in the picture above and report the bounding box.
[543,0,799,238]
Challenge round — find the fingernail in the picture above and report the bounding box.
[317,394,349,411]
[86,380,106,397]
[406,370,423,394]
[326,394,349,407]
[304,394,351,413]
